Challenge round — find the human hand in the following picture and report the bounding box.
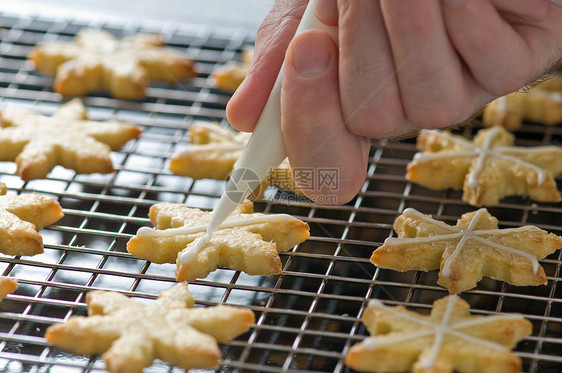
[226,0,562,204]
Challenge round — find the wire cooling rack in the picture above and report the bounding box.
[0,10,561,373]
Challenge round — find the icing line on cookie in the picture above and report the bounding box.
[419,295,457,369]
[446,328,509,351]
[363,330,434,349]
[413,150,478,162]
[471,151,547,187]
[367,299,435,329]
[402,208,458,232]
[466,127,499,188]
[471,235,539,274]
[452,314,525,330]
[137,214,297,237]
[441,209,487,278]
[181,233,212,264]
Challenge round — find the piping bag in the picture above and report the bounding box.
[182,0,337,260]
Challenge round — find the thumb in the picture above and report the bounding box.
[281,30,370,204]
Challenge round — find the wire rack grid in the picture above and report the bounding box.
[0,10,561,373]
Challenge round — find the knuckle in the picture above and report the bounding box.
[528,0,551,21]
[479,67,531,97]
[404,100,473,130]
[344,104,408,139]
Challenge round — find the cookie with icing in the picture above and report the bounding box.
[0,99,142,180]
[406,126,562,206]
[0,182,64,256]
[29,29,196,99]
[45,282,254,372]
[0,277,17,301]
[127,201,309,282]
[170,121,301,194]
[371,208,562,293]
[483,74,562,129]
[346,295,532,373]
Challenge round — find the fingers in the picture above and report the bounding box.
[226,0,308,132]
[380,0,485,129]
[337,0,415,139]
[281,30,370,204]
[491,0,551,22]
[442,0,562,95]
[314,0,338,26]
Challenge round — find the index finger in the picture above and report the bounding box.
[226,0,308,132]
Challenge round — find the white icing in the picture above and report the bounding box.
[497,95,508,113]
[137,214,297,237]
[467,126,499,188]
[386,208,540,278]
[363,330,434,348]
[446,328,506,350]
[441,209,487,277]
[368,299,437,329]
[413,150,477,162]
[497,145,562,154]
[402,208,458,232]
[179,233,211,264]
[384,232,463,245]
[452,314,524,330]
[100,40,118,54]
[419,295,457,369]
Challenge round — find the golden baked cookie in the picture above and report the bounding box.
[0,277,17,300]
[212,47,253,93]
[0,99,142,180]
[483,74,562,129]
[170,121,301,194]
[371,208,562,293]
[406,126,562,206]
[29,29,196,99]
[0,182,64,256]
[127,201,309,282]
[45,282,254,372]
[345,295,532,373]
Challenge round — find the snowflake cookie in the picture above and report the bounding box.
[346,295,532,373]
[0,182,63,256]
[406,126,562,206]
[0,98,142,180]
[371,208,562,293]
[45,282,254,372]
[29,29,196,99]
[127,201,309,282]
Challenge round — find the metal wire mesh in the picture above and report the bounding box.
[0,10,561,373]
